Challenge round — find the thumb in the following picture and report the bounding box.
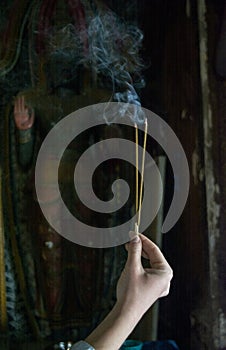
[126,233,142,268]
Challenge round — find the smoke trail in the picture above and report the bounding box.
[44,10,145,123]
[86,11,145,123]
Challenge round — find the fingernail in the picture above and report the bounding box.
[129,231,140,243]
[132,236,140,243]
[129,231,135,239]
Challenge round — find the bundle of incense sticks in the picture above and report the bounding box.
[135,119,148,235]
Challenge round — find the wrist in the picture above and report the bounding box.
[85,303,143,350]
[115,287,158,322]
[113,301,143,326]
[18,128,33,143]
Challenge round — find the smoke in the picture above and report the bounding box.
[86,11,145,123]
[48,24,83,60]
[45,10,145,123]
[87,11,144,84]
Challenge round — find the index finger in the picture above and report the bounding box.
[14,95,24,112]
[14,96,20,113]
[139,234,170,269]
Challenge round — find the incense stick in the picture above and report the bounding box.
[135,123,139,214]
[137,118,148,230]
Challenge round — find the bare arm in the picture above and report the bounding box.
[83,233,173,350]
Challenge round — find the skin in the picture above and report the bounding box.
[85,233,173,350]
[13,95,35,130]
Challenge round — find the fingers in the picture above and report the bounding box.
[125,232,171,271]
[29,110,35,127]
[125,232,151,260]
[14,95,30,113]
[125,235,142,270]
[14,96,19,114]
[20,95,25,111]
[14,95,23,112]
[125,241,149,259]
[139,234,170,269]
[19,95,23,111]
[14,95,35,129]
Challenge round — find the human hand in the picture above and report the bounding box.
[14,95,35,130]
[116,233,173,318]
[84,234,173,350]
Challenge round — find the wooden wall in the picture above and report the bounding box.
[138,1,226,349]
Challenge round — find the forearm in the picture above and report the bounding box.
[17,128,35,167]
[85,302,144,350]
[75,235,172,350]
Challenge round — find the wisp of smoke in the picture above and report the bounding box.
[46,10,145,123]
